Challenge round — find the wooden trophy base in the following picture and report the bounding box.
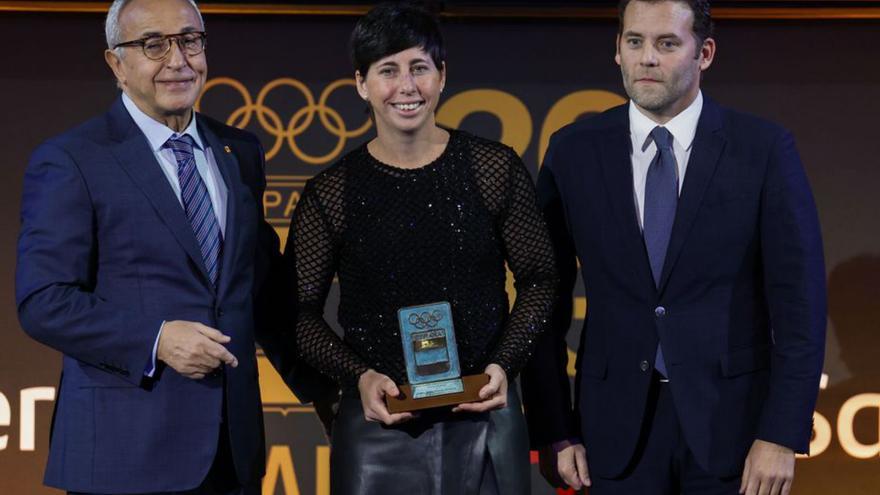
[386,374,490,413]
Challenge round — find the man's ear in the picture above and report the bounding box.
[698,37,716,71]
[614,34,622,66]
[105,49,126,89]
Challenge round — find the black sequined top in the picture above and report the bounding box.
[292,129,558,388]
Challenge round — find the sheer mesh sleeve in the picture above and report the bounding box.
[293,179,370,387]
[487,148,558,377]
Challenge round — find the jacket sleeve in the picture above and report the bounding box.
[519,139,582,448]
[16,142,162,385]
[756,130,827,454]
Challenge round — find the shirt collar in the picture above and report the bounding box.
[629,90,703,152]
[121,92,204,152]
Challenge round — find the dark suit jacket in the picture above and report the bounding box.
[521,96,826,478]
[15,97,326,493]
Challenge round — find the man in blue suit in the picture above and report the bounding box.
[15,0,324,493]
[521,1,826,494]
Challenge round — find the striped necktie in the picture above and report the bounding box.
[165,134,222,286]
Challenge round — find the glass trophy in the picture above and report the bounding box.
[386,302,489,413]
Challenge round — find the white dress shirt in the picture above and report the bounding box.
[122,93,229,376]
[628,91,703,229]
[122,93,228,235]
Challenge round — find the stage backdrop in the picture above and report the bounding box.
[1,6,879,495]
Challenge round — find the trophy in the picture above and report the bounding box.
[385,302,489,413]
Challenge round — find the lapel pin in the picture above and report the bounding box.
[224,145,232,154]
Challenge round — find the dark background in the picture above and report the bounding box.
[1,2,878,494]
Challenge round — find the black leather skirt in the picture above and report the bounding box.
[329,387,531,495]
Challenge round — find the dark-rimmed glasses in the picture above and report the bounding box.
[113,31,207,61]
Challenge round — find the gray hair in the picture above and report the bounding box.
[105,0,205,50]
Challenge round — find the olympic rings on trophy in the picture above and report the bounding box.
[408,310,444,329]
[195,77,372,164]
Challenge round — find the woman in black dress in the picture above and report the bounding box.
[290,3,557,494]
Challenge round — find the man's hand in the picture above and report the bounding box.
[552,442,591,490]
[452,363,508,413]
[537,445,565,488]
[740,439,795,495]
[157,321,238,379]
[358,369,414,425]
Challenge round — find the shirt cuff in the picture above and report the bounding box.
[551,437,582,453]
[144,321,165,377]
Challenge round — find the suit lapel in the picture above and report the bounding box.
[106,98,214,289]
[197,116,241,299]
[657,97,726,292]
[597,109,656,292]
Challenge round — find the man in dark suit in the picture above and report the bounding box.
[14,0,324,493]
[521,1,826,494]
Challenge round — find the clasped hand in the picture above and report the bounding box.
[358,363,508,425]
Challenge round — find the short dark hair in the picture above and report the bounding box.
[618,0,714,51]
[350,2,446,77]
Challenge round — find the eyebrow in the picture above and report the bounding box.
[135,26,200,39]
[622,30,681,40]
[375,57,431,69]
[136,30,163,39]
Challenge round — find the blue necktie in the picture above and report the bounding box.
[644,126,677,377]
[165,135,222,286]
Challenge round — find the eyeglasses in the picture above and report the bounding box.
[113,31,207,61]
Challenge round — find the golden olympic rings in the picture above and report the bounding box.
[195,77,372,164]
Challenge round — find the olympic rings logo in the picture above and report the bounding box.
[408,310,445,329]
[195,77,372,164]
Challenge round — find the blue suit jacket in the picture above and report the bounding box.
[521,96,826,478]
[15,97,325,492]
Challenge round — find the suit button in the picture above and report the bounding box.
[216,308,224,318]
[640,360,649,372]
[654,306,666,317]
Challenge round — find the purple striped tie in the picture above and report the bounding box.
[165,135,222,286]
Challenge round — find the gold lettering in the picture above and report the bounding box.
[316,445,330,495]
[284,190,301,219]
[800,411,832,458]
[19,387,54,451]
[264,190,282,218]
[837,393,880,459]
[0,391,9,450]
[263,445,301,495]
[437,89,532,156]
